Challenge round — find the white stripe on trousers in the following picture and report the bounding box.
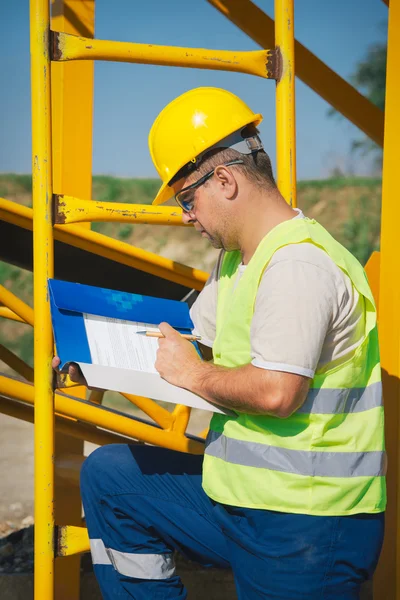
[90,538,176,580]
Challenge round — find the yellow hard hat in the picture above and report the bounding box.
[149,87,263,205]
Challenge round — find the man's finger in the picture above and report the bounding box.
[68,363,84,384]
[158,322,179,337]
[52,356,61,370]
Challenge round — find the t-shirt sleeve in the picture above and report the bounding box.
[189,252,223,348]
[251,258,336,378]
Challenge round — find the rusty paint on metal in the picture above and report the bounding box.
[53,194,67,224]
[199,55,240,65]
[269,47,283,81]
[50,31,62,61]
[55,525,66,557]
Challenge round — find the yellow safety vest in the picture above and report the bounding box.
[202,217,386,516]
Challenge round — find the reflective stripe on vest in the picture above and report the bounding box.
[90,538,176,580]
[206,431,387,478]
[297,381,382,414]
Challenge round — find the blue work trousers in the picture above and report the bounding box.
[80,444,384,599]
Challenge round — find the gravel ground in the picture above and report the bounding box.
[0,416,34,524]
[0,414,35,574]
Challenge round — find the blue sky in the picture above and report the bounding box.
[0,0,387,181]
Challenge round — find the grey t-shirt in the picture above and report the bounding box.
[190,211,365,378]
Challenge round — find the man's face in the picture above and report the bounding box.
[172,170,227,250]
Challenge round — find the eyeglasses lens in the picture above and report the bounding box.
[176,188,195,212]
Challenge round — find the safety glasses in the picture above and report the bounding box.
[174,159,244,213]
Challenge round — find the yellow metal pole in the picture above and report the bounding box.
[373,2,400,597]
[51,0,94,227]
[55,195,190,226]
[275,0,296,206]
[206,0,384,147]
[50,3,95,595]
[30,0,55,597]
[52,32,276,79]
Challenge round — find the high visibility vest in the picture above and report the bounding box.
[202,217,386,516]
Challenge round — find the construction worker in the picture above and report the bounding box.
[54,87,386,599]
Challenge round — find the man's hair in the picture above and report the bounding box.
[194,145,276,191]
[170,126,276,191]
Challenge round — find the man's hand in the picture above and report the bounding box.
[52,356,87,387]
[155,322,204,389]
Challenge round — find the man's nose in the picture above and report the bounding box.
[182,210,196,224]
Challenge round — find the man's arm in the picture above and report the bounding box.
[191,361,309,417]
[155,322,310,417]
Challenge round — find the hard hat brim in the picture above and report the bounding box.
[152,181,174,206]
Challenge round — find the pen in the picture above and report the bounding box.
[137,331,201,341]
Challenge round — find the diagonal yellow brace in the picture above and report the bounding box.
[54,194,189,226]
[57,525,90,557]
[0,307,26,323]
[51,32,278,79]
[0,284,34,326]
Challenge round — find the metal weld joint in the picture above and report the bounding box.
[50,31,62,61]
[53,194,66,225]
[268,47,283,81]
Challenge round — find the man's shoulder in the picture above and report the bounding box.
[268,242,340,276]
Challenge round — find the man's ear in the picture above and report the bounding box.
[213,165,238,200]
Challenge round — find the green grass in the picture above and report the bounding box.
[92,176,161,205]
[297,177,381,191]
[0,173,33,193]
[0,173,382,200]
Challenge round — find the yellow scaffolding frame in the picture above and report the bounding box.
[0,0,392,596]
[0,0,390,596]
